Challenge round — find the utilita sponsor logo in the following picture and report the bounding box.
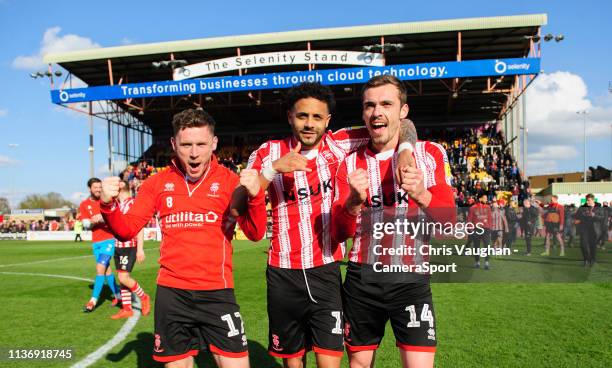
[164,211,219,228]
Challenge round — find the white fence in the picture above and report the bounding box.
[0,229,161,241]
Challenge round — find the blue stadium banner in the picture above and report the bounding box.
[50,57,540,104]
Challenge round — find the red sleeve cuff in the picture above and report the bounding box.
[99,199,119,214]
[248,188,266,205]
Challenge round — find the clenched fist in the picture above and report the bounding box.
[399,166,431,207]
[101,176,121,204]
[346,169,369,215]
[240,169,261,197]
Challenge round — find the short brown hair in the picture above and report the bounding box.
[172,108,216,136]
[586,193,595,200]
[361,75,408,105]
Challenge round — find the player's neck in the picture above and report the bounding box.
[371,134,399,153]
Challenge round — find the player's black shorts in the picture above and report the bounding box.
[545,223,560,235]
[114,247,137,273]
[267,262,344,358]
[152,285,248,363]
[342,262,437,353]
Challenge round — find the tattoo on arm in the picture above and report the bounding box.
[399,118,418,145]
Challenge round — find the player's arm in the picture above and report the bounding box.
[559,205,565,229]
[136,229,145,263]
[330,125,370,153]
[331,160,364,243]
[399,143,456,223]
[395,119,418,184]
[100,176,157,241]
[235,169,267,241]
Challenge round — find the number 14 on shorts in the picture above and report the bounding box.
[406,304,434,328]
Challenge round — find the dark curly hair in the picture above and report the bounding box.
[285,82,335,114]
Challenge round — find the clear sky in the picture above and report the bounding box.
[0,0,610,208]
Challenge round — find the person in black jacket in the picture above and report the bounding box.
[575,194,604,267]
[598,202,610,248]
[504,200,519,249]
[520,199,539,256]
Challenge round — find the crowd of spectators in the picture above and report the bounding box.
[0,218,76,233]
[422,123,530,214]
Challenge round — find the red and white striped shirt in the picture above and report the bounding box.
[491,207,507,231]
[115,198,137,248]
[332,141,455,265]
[247,128,370,269]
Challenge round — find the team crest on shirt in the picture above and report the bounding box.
[272,334,283,351]
[321,150,336,164]
[208,182,220,197]
[164,183,175,192]
[153,333,164,353]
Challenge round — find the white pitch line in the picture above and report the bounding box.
[0,255,91,268]
[0,271,93,282]
[71,308,141,368]
[0,246,160,268]
[0,271,141,368]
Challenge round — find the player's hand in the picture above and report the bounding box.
[91,214,104,224]
[347,169,368,215]
[136,249,145,263]
[399,166,431,206]
[101,176,121,204]
[395,148,416,185]
[240,169,261,197]
[271,142,312,173]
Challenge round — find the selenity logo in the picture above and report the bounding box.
[494,60,507,74]
[495,59,532,75]
[58,90,86,103]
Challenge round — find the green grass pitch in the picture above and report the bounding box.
[0,239,610,367]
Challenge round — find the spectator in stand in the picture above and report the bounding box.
[49,219,59,231]
[135,160,153,180]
